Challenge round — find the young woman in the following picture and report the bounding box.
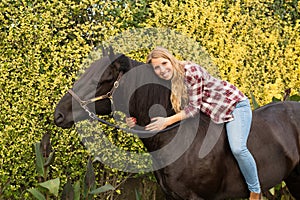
[127,47,262,199]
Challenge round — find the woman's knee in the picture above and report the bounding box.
[230,145,248,158]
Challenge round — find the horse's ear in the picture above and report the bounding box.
[101,46,108,57]
[114,54,132,72]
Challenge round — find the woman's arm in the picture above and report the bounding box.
[145,110,187,131]
[145,65,205,131]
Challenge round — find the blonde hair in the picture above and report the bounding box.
[147,47,188,113]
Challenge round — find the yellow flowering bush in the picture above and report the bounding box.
[146,0,300,105]
[1,0,299,199]
[0,0,151,199]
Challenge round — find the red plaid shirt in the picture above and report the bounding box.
[183,64,246,123]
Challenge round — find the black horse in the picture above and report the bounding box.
[54,48,300,200]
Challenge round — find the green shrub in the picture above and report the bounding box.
[27,133,115,200]
[0,0,151,199]
[146,0,300,105]
[1,0,299,199]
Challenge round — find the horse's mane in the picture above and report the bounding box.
[112,53,144,73]
[113,64,173,125]
[114,63,212,129]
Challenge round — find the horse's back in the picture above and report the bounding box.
[250,101,300,190]
[149,101,300,199]
[254,101,300,121]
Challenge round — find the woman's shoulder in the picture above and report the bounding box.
[183,62,207,75]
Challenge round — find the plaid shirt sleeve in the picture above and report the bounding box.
[183,64,246,123]
[183,65,203,118]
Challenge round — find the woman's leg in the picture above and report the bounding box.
[225,99,261,193]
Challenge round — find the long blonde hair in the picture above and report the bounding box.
[147,47,188,113]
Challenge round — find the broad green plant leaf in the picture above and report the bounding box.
[250,92,260,109]
[84,157,95,189]
[27,188,46,200]
[272,97,281,102]
[83,158,95,198]
[74,180,81,200]
[34,142,44,177]
[39,178,60,197]
[89,183,115,194]
[135,188,142,200]
[61,179,74,200]
[290,94,300,102]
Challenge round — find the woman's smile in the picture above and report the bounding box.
[151,57,174,80]
[161,68,172,79]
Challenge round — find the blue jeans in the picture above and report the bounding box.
[225,98,261,193]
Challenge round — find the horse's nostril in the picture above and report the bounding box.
[54,112,64,124]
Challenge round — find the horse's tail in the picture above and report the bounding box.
[297,164,300,174]
[285,163,300,199]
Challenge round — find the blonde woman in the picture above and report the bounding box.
[127,47,261,199]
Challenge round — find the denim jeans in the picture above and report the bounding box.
[225,98,261,193]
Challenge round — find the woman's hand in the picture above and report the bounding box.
[145,111,186,131]
[125,117,136,128]
[145,117,168,131]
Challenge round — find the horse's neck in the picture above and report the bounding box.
[141,130,177,152]
[126,58,144,71]
[141,114,212,153]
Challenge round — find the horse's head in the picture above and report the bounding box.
[54,47,142,128]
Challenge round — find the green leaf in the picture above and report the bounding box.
[84,157,95,190]
[61,179,74,200]
[27,188,46,200]
[135,188,142,200]
[39,178,60,197]
[89,184,115,194]
[289,94,300,102]
[34,142,45,177]
[272,96,281,103]
[44,150,55,167]
[74,181,81,200]
[250,92,260,109]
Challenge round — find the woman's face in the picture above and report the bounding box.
[150,57,174,80]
